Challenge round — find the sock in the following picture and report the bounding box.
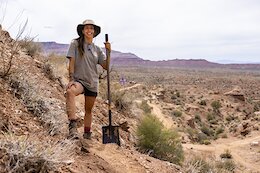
[84,127,91,133]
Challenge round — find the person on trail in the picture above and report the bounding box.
[65,19,110,139]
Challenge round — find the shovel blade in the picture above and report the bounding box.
[102,125,120,146]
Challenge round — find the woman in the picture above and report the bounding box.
[66,19,110,139]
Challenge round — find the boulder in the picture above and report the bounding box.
[224,86,245,101]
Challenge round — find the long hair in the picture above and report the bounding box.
[76,36,84,57]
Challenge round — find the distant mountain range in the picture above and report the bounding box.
[40,42,260,70]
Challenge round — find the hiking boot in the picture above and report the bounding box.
[68,120,79,139]
[83,131,92,139]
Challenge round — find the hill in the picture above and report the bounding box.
[40,41,260,70]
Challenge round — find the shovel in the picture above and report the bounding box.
[102,34,120,146]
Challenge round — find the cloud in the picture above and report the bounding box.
[1,0,260,63]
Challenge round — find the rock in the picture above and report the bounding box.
[187,118,195,128]
[224,86,245,101]
[119,120,130,131]
[240,129,250,136]
[250,141,259,146]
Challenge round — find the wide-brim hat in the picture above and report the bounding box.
[77,19,101,38]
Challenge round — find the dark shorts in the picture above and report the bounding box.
[77,81,97,97]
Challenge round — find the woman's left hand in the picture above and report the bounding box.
[104,42,111,53]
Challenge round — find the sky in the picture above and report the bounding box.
[1,0,260,63]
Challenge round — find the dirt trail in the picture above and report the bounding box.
[74,93,180,173]
[119,83,142,91]
[147,102,176,129]
[88,143,146,173]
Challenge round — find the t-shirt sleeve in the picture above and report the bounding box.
[66,40,77,59]
[97,47,106,65]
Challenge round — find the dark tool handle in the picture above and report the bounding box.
[105,34,112,126]
[105,34,109,42]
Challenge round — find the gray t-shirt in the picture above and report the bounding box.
[66,39,105,92]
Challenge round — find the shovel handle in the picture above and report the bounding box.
[105,34,109,42]
[105,34,112,126]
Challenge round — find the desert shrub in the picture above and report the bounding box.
[46,54,68,76]
[211,100,221,112]
[194,114,201,122]
[197,132,208,144]
[137,114,163,151]
[19,37,42,57]
[99,82,132,112]
[174,99,182,105]
[186,127,199,142]
[140,100,152,114]
[0,21,27,78]
[9,77,66,135]
[111,91,131,112]
[184,156,236,173]
[201,125,214,136]
[202,140,211,145]
[176,91,180,97]
[206,113,215,121]
[172,110,182,117]
[199,100,207,106]
[42,62,56,81]
[216,160,236,172]
[225,115,236,122]
[137,114,184,164]
[184,157,213,173]
[171,95,177,100]
[253,102,260,112]
[215,126,224,135]
[220,149,232,159]
[0,132,74,172]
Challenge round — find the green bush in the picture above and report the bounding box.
[202,140,211,145]
[211,100,221,112]
[215,126,224,135]
[172,110,182,117]
[137,114,184,165]
[206,113,215,121]
[194,114,201,122]
[201,125,214,136]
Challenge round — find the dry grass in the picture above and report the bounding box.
[9,75,67,136]
[0,132,75,173]
[184,155,236,173]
